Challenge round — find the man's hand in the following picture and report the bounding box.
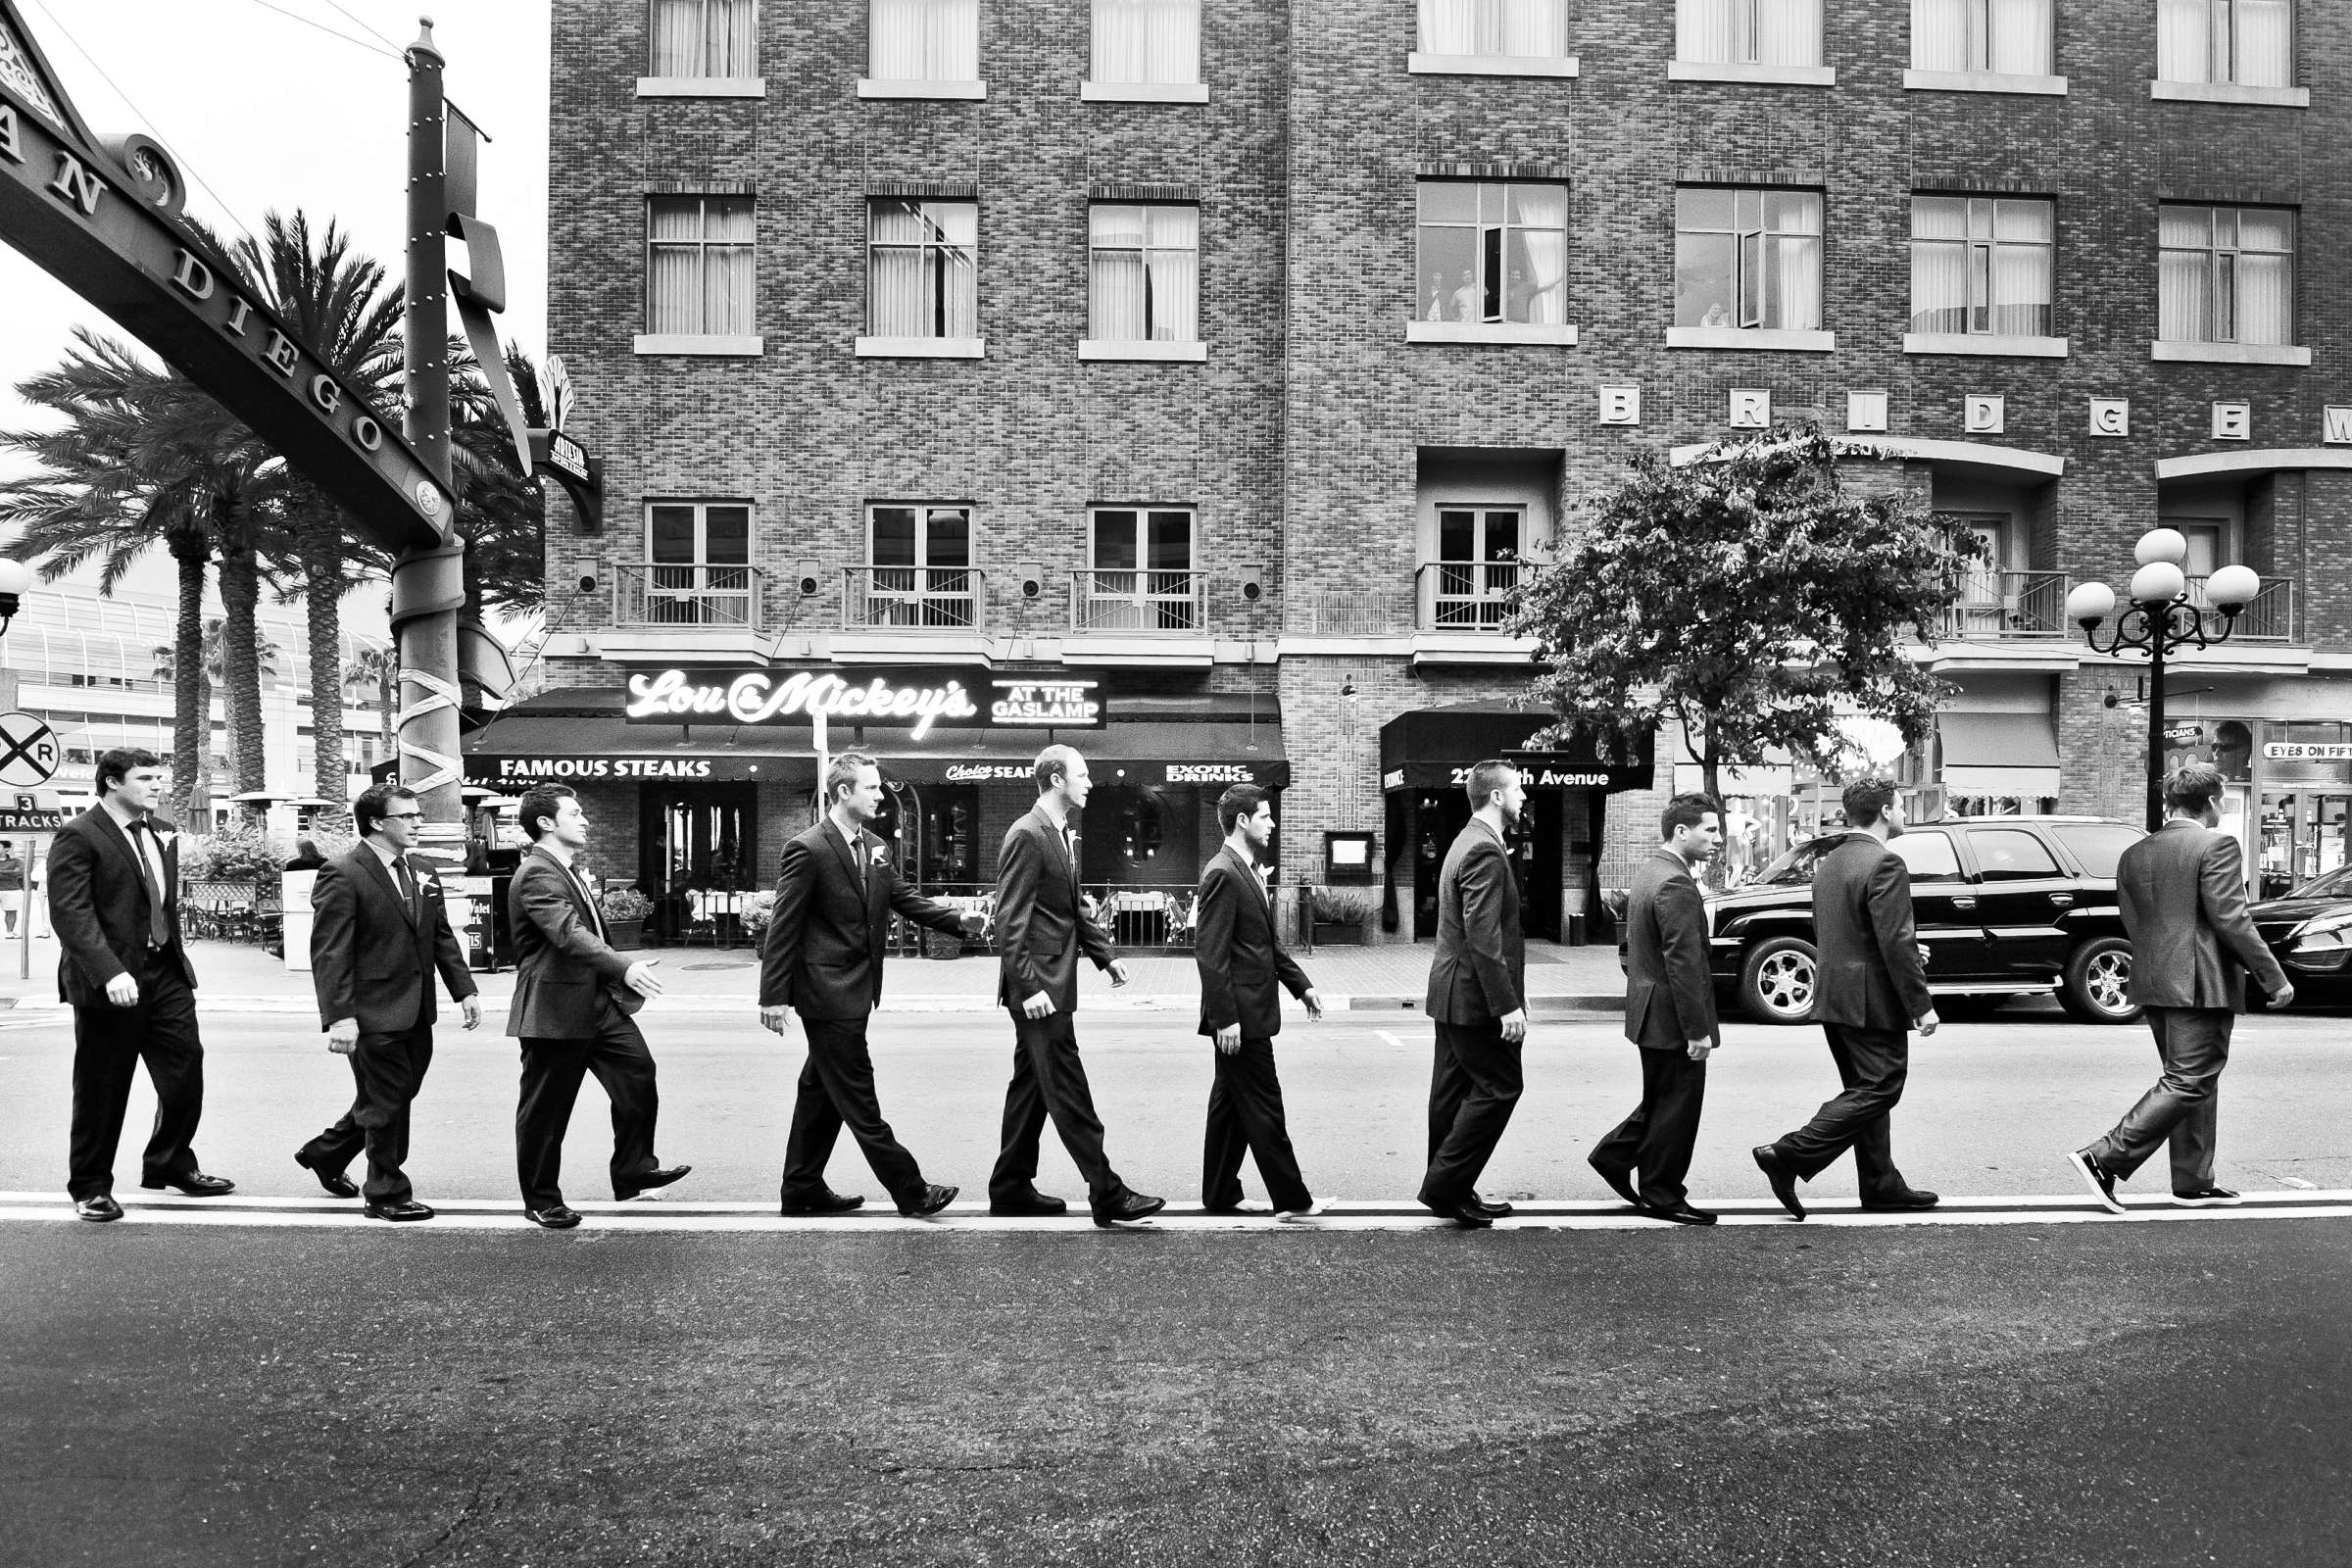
[460,996,482,1031]
[958,908,989,936]
[759,1004,792,1036]
[2269,981,2296,1009]
[326,1016,361,1054]
[1106,959,1130,989]
[1302,987,1324,1022]
[1021,990,1056,1019]
[1687,1036,1714,1061]
[1917,943,1933,969]
[624,959,665,998]
[103,972,138,1007]
[1914,1009,1939,1037]
[1215,1022,1242,1054]
[1498,1007,1528,1045]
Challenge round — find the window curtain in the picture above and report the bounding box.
[1419,0,1564,56]
[872,0,975,78]
[1094,0,1199,82]
[2236,209,2292,343]
[1762,194,1821,329]
[703,198,754,335]
[1988,200,2052,336]
[652,0,702,74]
[2235,0,2291,87]
[2156,0,2210,81]
[1916,0,2052,74]
[1677,0,1733,62]
[1986,0,2052,74]
[710,0,757,75]
[648,200,703,333]
[1089,206,1146,339]
[1144,207,1199,339]
[1508,185,1567,324]
[2157,207,2211,340]
[1756,0,1822,66]
[1418,0,1477,54]
[1909,200,1967,332]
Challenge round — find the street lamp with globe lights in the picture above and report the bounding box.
[0,557,30,640]
[2064,527,2262,831]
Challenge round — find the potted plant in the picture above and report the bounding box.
[600,885,653,950]
[1310,885,1379,946]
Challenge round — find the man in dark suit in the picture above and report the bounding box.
[506,783,687,1229]
[760,751,986,1218]
[1754,777,1940,1220]
[2069,762,2291,1211]
[1419,759,1529,1230]
[49,747,231,1221]
[295,784,481,1221]
[1195,782,1326,1220]
[988,745,1165,1228]
[1591,793,1723,1225]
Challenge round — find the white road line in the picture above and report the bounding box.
[1377,1030,1408,1049]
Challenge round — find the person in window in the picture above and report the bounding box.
[1449,269,1480,323]
[1424,270,1448,322]
[1701,302,1731,327]
[2212,720,2254,783]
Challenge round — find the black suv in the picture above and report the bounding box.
[1703,816,2147,1025]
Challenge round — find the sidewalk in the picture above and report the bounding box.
[0,932,1626,1016]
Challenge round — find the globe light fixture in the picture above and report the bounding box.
[0,557,31,638]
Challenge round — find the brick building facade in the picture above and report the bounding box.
[517,0,2352,944]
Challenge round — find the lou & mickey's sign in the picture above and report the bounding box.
[624,667,1105,738]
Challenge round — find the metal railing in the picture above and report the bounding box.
[1297,590,1411,635]
[843,565,986,630]
[884,882,1204,954]
[1417,560,1526,630]
[1070,569,1207,633]
[2188,573,2293,642]
[1940,570,2071,638]
[613,561,763,627]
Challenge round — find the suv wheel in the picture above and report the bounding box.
[1740,936,1819,1025]
[2060,936,2139,1024]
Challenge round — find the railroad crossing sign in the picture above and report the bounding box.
[0,710,59,788]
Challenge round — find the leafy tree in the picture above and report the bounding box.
[1511,422,1981,804]
[450,341,550,621]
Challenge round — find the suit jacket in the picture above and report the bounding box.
[1810,833,1934,1031]
[995,805,1114,1011]
[760,819,967,1019]
[1195,845,1312,1039]
[1424,820,1526,1025]
[2118,818,2286,1010]
[1624,848,1719,1051]
[49,806,197,1004]
[310,843,476,1034]
[505,845,641,1038]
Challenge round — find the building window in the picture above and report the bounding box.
[647,196,755,336]
[868,199,978,339]
[1676,0,1823,66]
[1417,0,1569,58]
[650,0,757,76]
[1427,508,1522,629]
[1415,182,1568,326]
[640,502,755,625]
[1092,0,1199,84]
[861,505,978,627]
[2158,0,2290,88]
[869,0,978,81]
[2160,205,2293,346]
[1910,196,2052,337]
[1089,205,1199,342]
[1084,507,1198,631]
[1674,187,1822,330]
[1909,0,2053,74]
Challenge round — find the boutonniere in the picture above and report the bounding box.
[152,829,178,853]
[868,845,891,867]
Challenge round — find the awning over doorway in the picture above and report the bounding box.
[1378,701,1653,793]
[1938,710,2062,796]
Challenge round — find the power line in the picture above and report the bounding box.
[313,0,402,52]
[245,0,404,61]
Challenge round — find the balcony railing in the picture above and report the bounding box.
[613,562,762,627]
[2188,572,2293,642]
[843,565,986,630]
[1940,570,2071,639]
[1070,569,1206,633]
[1297,590,1411,635]
[1417,559,1526,630]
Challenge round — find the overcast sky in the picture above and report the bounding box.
[0,0,550,603]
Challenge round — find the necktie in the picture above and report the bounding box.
[130,821,170,948]
[849,828,865,888]
[394,857,417,916]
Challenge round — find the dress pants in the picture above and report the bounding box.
[1773,1023,1910,1198]
[1590,1047,1709,1209]
[301,1023,435,1204]
[781,1013,925,1205]
[67,950,204,1201]
[989,1008,1118,1203]
[1201,1034,1312,1212]
[2087,1005,2232,1190]
[1419,1019,1523,1207]
[515,1004,661,1208]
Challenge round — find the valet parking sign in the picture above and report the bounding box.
[623,668,1107,737]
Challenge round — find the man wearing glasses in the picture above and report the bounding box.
[296,784,480,1220]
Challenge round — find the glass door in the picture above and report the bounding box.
[641,783,759,942]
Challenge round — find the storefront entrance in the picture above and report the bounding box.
[641,782,759,940]
[2259,790,2351,900]
[1396,787,1565,944]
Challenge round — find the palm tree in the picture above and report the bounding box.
[343,638,399,762]
[152,617,279,815]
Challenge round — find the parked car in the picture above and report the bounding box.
[1687,816,2149,1026]
[2250,865,2352,1009]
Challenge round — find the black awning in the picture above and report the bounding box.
[1378,702,1653,793]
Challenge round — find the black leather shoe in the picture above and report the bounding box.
[141,1171,235,1197]
[295,1151,360,1200]
[989,1192,1068,1217]
[1860,1188,1940,1211]
[1588,1158,1641,1207]
[366,1199,435,1222]
[2066,1149,2124,1213]
[74,1195,122,1223]
[2171,1186,2240,1206]
[780,1189,864,1215]
[524,1204,582,1229]
[1642,1201,1718,1226]
[1753,1145,1806,1220]
[617,1164,692,1201]
[898,1183,958,1218]
[1092,1191,1166,1227]
[1423,1198,1494,1230]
